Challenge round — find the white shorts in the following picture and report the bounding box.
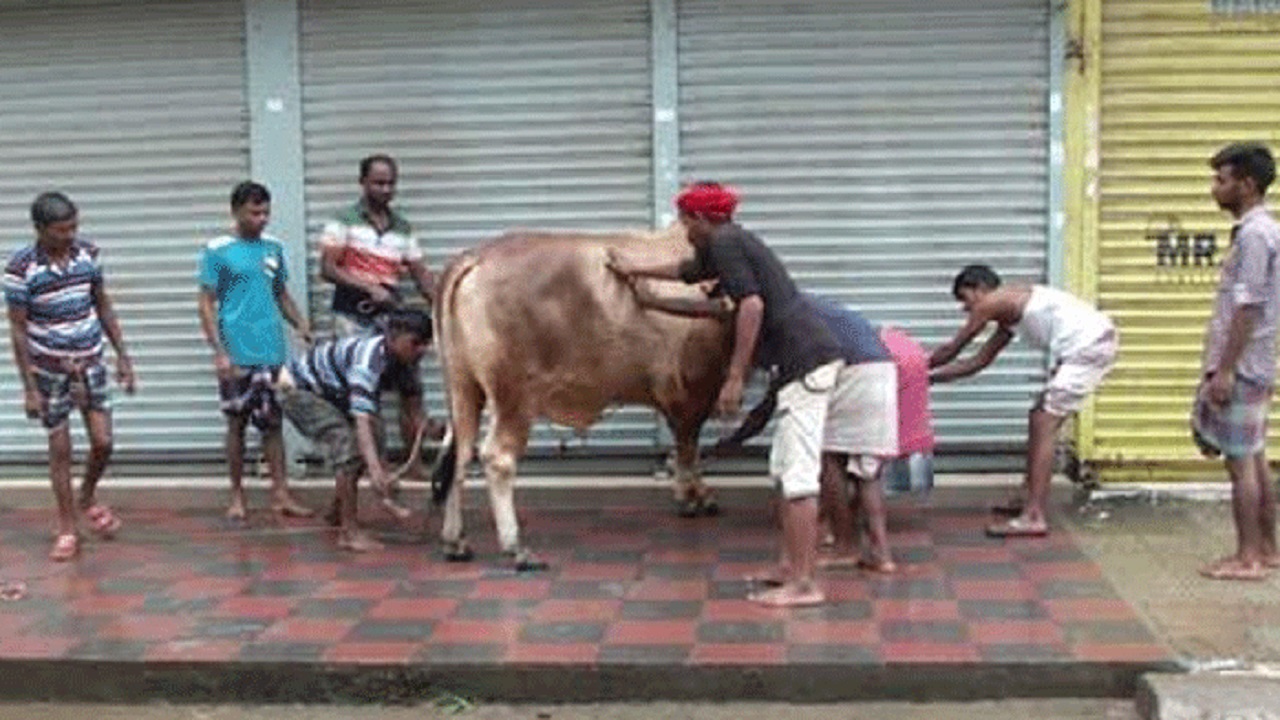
[824,361,898,456]
[1040,329,1118,417]
[769,361,841,500]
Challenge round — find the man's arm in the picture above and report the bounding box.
[633,283,734,320]
[929,326,1013,383]
[320,245,393,303]
[606,251,684,282]
[406,258,435,304]
[92,279,135,392]
[354,412,389,485]
[7,306,40,419]
[274,286,312,344]
[928,309,993,369]
[197,289,232,380]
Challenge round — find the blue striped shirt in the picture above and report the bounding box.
[287,335,387,416]
[3,240,105,372]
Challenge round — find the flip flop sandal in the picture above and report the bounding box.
[985,517,1049,538]
[84,505,122,539]
[49,533,79,562]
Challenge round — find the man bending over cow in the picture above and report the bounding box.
[278,308,431,552]
[609,182,844,608]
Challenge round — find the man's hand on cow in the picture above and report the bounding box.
[605,250,634,281]
[716,375,745,418]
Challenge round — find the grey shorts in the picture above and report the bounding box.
[34,360,112,430]
[281,388,382,474]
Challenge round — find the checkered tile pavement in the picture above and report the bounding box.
[0,500,1170,667]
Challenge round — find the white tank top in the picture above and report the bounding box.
[1015,285,1113,361]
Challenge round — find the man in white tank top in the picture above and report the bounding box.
[928,265,1118,538]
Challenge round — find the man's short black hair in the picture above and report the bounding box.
[360,154,398,181]
[952,264,1002,300]
[230,181,271,210]
[30,192,77,227]
[1211,142,1275,195]
[385,308,432,343]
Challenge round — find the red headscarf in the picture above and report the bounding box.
[675,183,739,220]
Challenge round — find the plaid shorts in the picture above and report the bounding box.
[219,365,283,432]
[1191,374,1273,460]
[33,360,112,430]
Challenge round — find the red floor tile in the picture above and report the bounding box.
[471,579,553,600]
[144,640,244,662]
[702,599,788,622]
[506,643,599,663]
[689,643,787,665]
[313,580,398,600]
[788,620,879,645]
[968,620,1066,645]
[68,595,147,615]
[167,578,249,600]
[259,618,358,643]
[1043,599,1139,621]
[1071,642,1171,662]
[431,620,523,645]
[875,600,962,622]
[880,641,982,663]
[99,616,192,642]
[605,620,698,645]
[0,635,78,659]
[531,600,621,623]
[367,598,459,621]
[557,564,639,581]
[626,579,709,601]
[323,642,422,664]
[211,597,296,619]
[951,580,1039,601]
[1021,562,1105,582]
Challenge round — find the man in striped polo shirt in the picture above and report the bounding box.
[4,192,136,561]
[279,308,432,553]
[318,154,442,456]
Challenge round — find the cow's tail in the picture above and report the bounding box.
[428,252,482,507]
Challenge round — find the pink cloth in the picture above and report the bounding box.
[879,326,935,456]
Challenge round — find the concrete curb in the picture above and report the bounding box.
[1137,672,1280,720]
[0,658,1180,704]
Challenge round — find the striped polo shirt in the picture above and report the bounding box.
[319,201,420,318]
[288,334,420,416]
[3,239,105,372]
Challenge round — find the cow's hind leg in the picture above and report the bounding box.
[671,419,718,518]
[441,378,483,562]
[482,409,544,571]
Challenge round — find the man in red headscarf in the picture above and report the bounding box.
[609,182,845,608]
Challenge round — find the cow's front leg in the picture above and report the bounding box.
[672,422,718,518]
[482,416,545,571]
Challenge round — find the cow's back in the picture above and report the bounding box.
[437,229,729,430]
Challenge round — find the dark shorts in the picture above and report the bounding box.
[219,365,283,432]
[34,360,112,430]
[281,388,383,475]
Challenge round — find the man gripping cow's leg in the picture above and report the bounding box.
[611,182,846,607]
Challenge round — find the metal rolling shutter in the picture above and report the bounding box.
[1090,0,1280,478]
[299,0,655,454]
[0,0,250,461]
[678,0,1052,454]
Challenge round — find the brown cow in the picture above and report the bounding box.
[429,224,731,569]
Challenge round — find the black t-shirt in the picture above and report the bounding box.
[678,223,841,385]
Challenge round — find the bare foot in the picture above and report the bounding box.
[1265,555,1280,569]
[271,495,315,519]
[817,554,862,569]
[745,566,788,587]
[1199,556,1269,581]
[338,530,385,553]
[226,493,248,523]
[857,557,898,575]
[748,582,825,608]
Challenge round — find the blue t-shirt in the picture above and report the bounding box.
[198,235,289,367]
[804,294,891,365]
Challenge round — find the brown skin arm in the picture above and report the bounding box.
[632,283,734,320]
[93,279,135,392]
[320,244,391,301]
[354,412,389,487]
[7,306,40,418]
[197,289,232,381]
[1207,305,1262,405]
[929,298,1002,368]
[406,258,435,304]
[716,295,763,416]
[274,286,312,345]
[605,252,684,281]
[929,326,1014,383]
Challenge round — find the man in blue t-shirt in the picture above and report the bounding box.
[198,181,314,522]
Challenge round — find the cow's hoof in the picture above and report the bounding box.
[507,549,549,573]
[443,541,474,563]
[698,497,720,517]
[676,499,701,518]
